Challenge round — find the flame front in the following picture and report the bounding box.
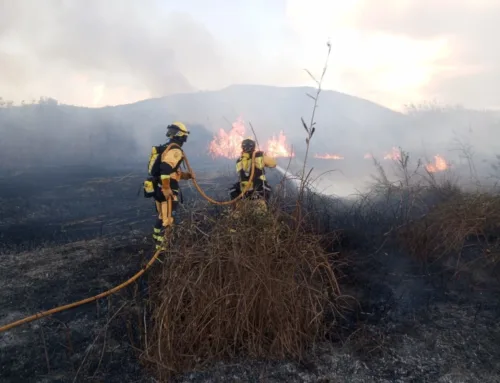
[314,153,344,160]
[209,121,448,170]
[383,147,401,161]
[266,131,294,158]
[425,155,448,173]
[209,119,293,158]
[208,117,247,159]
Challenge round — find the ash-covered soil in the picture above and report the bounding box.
[172,250,500,383]
[0,236,152,383]
[1,166,500,382]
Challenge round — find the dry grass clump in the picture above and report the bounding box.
[397,191,500,265]
[141,202,348,378]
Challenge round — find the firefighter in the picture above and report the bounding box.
[148,122,192,250]
[229,137,277,213]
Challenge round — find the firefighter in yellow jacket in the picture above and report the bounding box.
[146,122,192,250]
[229,137,277,212]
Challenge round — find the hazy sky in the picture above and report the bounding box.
[1,0,498,110]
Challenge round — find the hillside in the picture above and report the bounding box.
[110,84,406,155]
[0,85,404,170]
[2,85,499,197]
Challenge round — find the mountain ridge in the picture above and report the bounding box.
[103,84,406,157]
[108,84,402,115]
[5,84,483,174]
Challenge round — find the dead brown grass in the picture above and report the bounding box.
[140,202,350,379]
[397,191,500,266]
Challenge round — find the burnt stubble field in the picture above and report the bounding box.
[1,164,500,383]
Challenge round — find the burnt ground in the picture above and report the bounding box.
[1,166,500,382]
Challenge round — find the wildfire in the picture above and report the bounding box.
[267,131,295,158]
[383,147,401,161]
[314,154,344,160]
[425,155,448,173]
[209,123,450,174]
[209,117,247,159]
[208,118,294,158]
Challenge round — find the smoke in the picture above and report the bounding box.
[2,0,499,111]
[275,164,368,198]
[2,83,496,192]
[351,0,500,109]
[275,165,301,190]
[0,0,236,105]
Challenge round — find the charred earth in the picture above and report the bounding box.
[1,165,499,383]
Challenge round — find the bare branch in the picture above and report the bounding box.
[303,69,319,85]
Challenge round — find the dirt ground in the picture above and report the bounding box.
[1,167,499,382]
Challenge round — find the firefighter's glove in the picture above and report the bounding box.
[180,171,193,180]
[161,179,174,200]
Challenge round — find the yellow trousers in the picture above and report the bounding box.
[155,200,175,227]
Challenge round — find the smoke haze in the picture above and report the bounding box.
[1,0,500,109]
[1,1,500,196]
[0,0,237,105]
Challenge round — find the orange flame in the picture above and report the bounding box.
[314,153,344,160]
[209,118,294,158]
[266,131,295,158]
[209,117,247,159]
[383,147,401,161]
[425,155,448,173]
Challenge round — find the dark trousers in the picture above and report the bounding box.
[230,182,271,202]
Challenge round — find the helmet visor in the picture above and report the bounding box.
[241,139,256,152]
[166,126,179,137]
[167,124,189,137]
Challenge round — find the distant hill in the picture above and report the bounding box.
[110,84,406,156]
[1,85,497,179]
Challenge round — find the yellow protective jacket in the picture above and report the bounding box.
[160,145,184,183]
[236,151,276,190]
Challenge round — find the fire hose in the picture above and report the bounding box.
[0,151,257,333]
[183,150,256,205]
[0,248,162,333]
[0,198,173,333]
